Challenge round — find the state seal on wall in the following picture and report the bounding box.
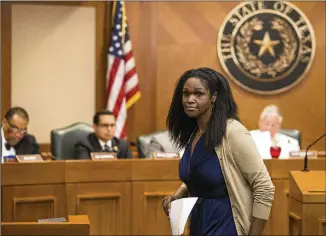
[217,1,315,94]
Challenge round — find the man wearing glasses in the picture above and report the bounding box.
[74,109,132,159]
[1,107,40,162]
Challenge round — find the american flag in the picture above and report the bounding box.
[106,0,141,139]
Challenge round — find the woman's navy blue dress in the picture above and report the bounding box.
[179,135,238,236]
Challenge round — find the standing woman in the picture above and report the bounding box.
[162,68,275,236]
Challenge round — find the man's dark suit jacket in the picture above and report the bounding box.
[0,128,40,156]
[74,133,132,159]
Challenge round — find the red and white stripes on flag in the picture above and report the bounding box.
[106,1,141,139]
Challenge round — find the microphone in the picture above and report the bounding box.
[302,132,326,172]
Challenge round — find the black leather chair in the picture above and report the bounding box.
[51,122,93,160]
[279,129,302,147]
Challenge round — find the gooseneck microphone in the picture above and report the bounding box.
[302,133,326,172]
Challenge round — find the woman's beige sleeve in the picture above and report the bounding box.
[227,121,275,220]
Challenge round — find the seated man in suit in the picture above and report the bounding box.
[250,104,300,159]
[1,107,40,162]
[74,110,132,159]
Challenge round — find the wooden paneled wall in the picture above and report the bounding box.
[1,1,110,152]
[125,2,326,150]
[1,2,324,150]
[1,1,110,131]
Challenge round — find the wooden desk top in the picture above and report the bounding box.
[1,161,66,185]
[1,158,325,186]
[289,170,326,203]
[1,215,90,235]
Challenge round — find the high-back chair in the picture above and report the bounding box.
[51,122,93,160]
[137,130,178,158]
[280,128,302,147]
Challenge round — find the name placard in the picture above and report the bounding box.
[16,154,44,163]
[289,150,317,158]
[90,152,117,160]
[152,152,179,159]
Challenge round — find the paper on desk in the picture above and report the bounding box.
[169,197,198,236]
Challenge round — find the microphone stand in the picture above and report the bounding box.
[302,133,326,172]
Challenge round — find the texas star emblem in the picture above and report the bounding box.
[217,1,315,94]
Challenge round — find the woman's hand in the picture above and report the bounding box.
[248,217,267,235]
[162,195,179,216]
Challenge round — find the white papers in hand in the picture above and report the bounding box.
[169,197,198,236]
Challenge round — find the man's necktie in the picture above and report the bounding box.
[103,144,110,152]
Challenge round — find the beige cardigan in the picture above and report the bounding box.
[181,119,275,235]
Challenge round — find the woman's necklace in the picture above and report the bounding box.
[191,129,204,155]
[195,129,204,139]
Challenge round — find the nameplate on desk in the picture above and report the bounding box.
[289,150,317,158]
[152,152,179,159]
[16,154,44,162]
[90,152,117,160]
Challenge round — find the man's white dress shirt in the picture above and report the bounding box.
[1,127,16,163]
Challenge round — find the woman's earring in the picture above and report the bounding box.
[211,102,215,112]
